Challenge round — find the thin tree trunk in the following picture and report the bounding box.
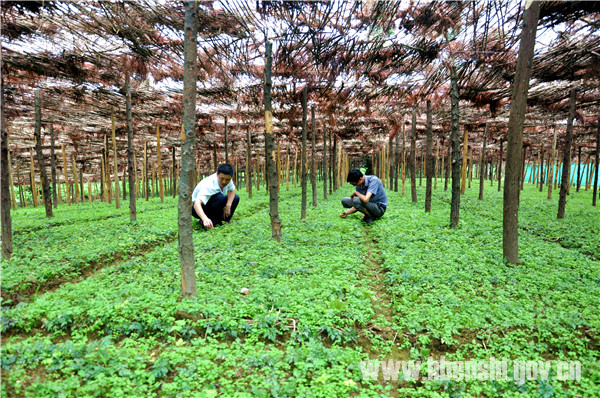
[246,126,252,199]
[498,138,504,192]
[332,133,338,191]
[503,1,540,263]
[461,126,469,194]
[539,144,545,191]
[125,72,137,220]
[224,116,229,164]
[301,86,308,219]
[450,63,461,227]
[593,115,599,206]
[479,124,488,200]
[323,126,328,200]
[33,90,53,217]
[576,145,582,192]
[49,124,58,208]
[311,106,317,207]
[425,100,433,212]
[1,76,13,258]
[394,130,399,192]
[264,39,282,240]
[410,108,417,203]
[558,89,577,219]
[157,125,164,202]
[178,0,198,297]
[547,127,557,199]
[402,122,406,195]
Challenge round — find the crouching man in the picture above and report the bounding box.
[192,164,240,229]
[340,169,387,224]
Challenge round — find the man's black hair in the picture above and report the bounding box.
[347,169,363,183]
[217,164,234,176]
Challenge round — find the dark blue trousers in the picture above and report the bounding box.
[192,193,240,226]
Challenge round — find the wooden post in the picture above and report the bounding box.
[72,155,79,203]
[144,141,149,201]
[172,146,177,198]
[323,127,328,200]
[450,63,462,227]
[498,138,504,192]
[425,99,433,212]
[1,82,12,258]
[461,126,468,195]
[593,115,599,206]
[62,144,70,205]
[558,89,576,219]
[402,122,406,196]
[125,72,136,219]
[468,147,473,189]
[101,150,107,202]
[30,152,39,207]
[434,140,439,190]
[311,106,317,207]
[49,124,58,208]
[263,39,282,240]
[8,149,16,210]
[88,180,92,203]
[410,109,417,203]
[301,86,308,219]
[80,166,84,203]
[105,135,112,203]
[157,125,164,202]
[286,143,290,191]
[111,113,120,208]
[479,124,488,200]
[547,128,557,199]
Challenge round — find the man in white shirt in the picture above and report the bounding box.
[192,164,239,229]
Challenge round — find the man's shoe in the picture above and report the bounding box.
[362,216,375,225]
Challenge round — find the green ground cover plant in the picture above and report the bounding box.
[2,181,598,397]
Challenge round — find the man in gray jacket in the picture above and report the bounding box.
[340,169,388,224]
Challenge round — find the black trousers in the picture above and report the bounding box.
[192,193,240,226]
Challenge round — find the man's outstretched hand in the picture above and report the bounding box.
[223,204,232,219]
[202,217,214,229]
[340,211,348,219]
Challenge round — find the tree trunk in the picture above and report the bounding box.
[394,130,399,192]
[178,0,198,297]
[498,138,504,192]
[332,133,337,191]
[264,39,282,240]
[576,145,582,192]
[1,76,13,258]
[593,115,599,206]
[539,144,545,191]
[402,122,406,196]
[547,127,557,199]
[503,1,540,263]
[224,116,229,164]
[49,124,58,208]
[450,63,461,227]
[300,86,308,219]
[460,126,469,194]
[558,89,577,219]
[157,125,164,202]
[410,108,418,203]
[33,90,53,217]
[311,106,317,207]
[125,72,137,220]
[425,100,433,212]
[479,124,488,200]
[246,126,252,199]
[323,126,328,200]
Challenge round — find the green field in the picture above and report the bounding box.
[2,181,599,397]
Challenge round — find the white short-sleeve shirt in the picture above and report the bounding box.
[192,173,235,205]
